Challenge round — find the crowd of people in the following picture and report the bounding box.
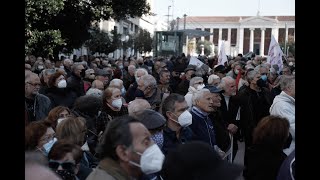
[25,53,295,180]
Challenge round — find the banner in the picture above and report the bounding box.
[189,56,204,68]
[218,41,228,65]
[267,35,284,73]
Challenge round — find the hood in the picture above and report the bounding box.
[270,91,295,110]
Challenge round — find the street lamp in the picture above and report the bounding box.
[167,6,171,31]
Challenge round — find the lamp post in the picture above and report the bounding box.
[167,6,171,31]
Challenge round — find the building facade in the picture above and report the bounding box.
[177,15,295,56]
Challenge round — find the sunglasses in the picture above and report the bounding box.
[48,160,76,171]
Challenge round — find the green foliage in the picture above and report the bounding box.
[279,35,295,57]
[26,0,150,57]
[134,29,153,53]
[196,40,213,55]
[85,27,115,55]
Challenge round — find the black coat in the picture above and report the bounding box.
[209,110,231,152]
[46,87,78,109]
[246,144,287,180]
[67,73,85,97]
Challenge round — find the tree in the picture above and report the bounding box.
[85,27,121,55]
[196,40,213,55]
[134,29,153,54]
[26,0,151,58]
[279,35,295,57]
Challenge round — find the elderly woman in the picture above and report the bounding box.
[109,78,126,98]
[45,106,72,130]
[96,87,128,134]
[184,76,205,110]
[46,71,78,108]
[207,74,221,87]
[25,120,57,156]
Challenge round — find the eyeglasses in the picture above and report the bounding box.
[48,160,76,171]
[195,82,204,85]
[27,82,41,87]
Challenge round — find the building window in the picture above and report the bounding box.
[135,25,139,34]
[123,27,128,35]
[222,29,228,41]
[195,28,202,42]
[231,29,237,46]
[278,28,285,44]
[213,29,219,45]
[131,23,133,31]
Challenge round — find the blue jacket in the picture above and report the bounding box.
[162,126,195,155]
[189,106,216,148]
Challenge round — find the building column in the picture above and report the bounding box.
[210,28,213,43]
[249,28,255,52]
[228,28,231,42]
[218,28,222,41]
[260,28,265,56]
[285,25,289,42]
[272,28,279,42]
[201,28,205,41]
[238,28,244,54]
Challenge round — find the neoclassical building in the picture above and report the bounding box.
[177,15,295,56]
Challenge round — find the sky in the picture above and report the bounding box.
[153,0,295,22]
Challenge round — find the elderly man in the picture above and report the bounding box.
[176,65,196,95]
[189,89,225,156]
[128,99,151,118]
[25,73,52,125]
[67,64,85,97]
[233,69,274,177]
[125,68,148,102]
[123,65,136,90]
[95,69,111,88]
[270,75,295,155]
[161,93,195,155]
[86,116,165,180]
[157,69,173,100]
[136,74,162,112]
[62,59,73,78]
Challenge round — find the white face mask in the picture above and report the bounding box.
[173,110,193,127]
[135,77,140,83]
[197,84,205,90]
[129,144,165,174]
[38,65,44,70]
[111,98,122,109]
[57,79,67,88]
[57,118,67,124]
[43,138,57,156]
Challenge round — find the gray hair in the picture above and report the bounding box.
[218,76,234,90]
[86,88,103,97]
[189,77,203,87]
[109,79,123,88]
[280,75,295,91]
[207,74,220,85]
[128,65,136,72]
[134,68,148,77]
[71,63,83,72]
[192,88,210,105]
[140,74,157,88]
[128,99,151,116]
[246,70,260,83]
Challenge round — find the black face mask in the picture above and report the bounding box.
[55,170,76,180]
[80,69,85,78]
[124,67,128,72]
[135,89,145,99]
[256,78,268,88]
[138,63,143,66]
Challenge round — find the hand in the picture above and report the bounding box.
[227,124,238,134]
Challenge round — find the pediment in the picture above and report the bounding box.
[240,16,277,24]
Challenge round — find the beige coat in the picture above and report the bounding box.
[86,158,131,180]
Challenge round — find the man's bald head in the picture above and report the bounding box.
[91,80,104,90]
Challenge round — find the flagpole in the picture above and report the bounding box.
[284,23,287,57]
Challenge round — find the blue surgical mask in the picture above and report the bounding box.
[261,74,267,81]
[43,138,57,156]
[151,132,164,149]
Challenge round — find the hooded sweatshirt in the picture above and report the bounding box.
[270,91,295,155]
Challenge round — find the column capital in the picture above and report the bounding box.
[250,28,255,31]
[261,28,266,31]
